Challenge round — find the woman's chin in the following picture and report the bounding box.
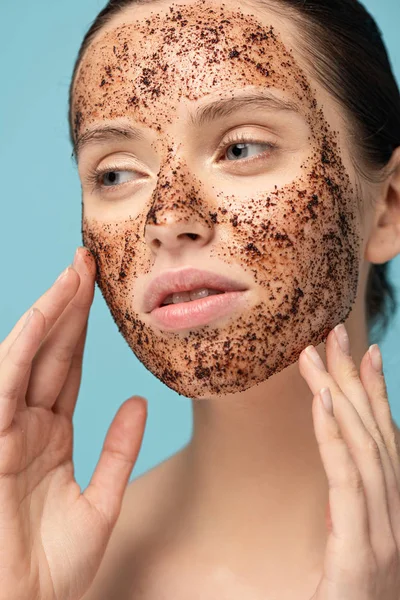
[136,345,301,399]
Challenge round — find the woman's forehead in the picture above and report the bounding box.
[76,0,301,87]
[72,0,321,140]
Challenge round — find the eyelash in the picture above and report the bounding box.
[84,132,278,194]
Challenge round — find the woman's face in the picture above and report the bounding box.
[72,0,364,399]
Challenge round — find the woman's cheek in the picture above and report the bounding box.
[210,173,361,301]
[81,217,144,323]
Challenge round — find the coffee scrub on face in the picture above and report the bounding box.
[72,0,363,399]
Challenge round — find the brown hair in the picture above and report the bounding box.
[67,0,399,345]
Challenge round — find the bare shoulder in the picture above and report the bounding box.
[80,446,189,600]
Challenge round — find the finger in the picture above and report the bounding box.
[360,344,400,550]
[325,326,386,448]
[0,265,80,361]
[299,346,396,562]
[326,326,398,491]
[83,397,148,529]
[26,248,96,410]
[4,265,80,412]
[359,344,400,488]
[53,321,88,420]
[312,387,373,576]
[325,327,400,549]
[0,308,45,432]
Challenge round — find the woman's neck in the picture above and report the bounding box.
[173,291,373,577]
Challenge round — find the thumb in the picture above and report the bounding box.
[83,396,148,526]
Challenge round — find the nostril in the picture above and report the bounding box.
[185,233,199,240]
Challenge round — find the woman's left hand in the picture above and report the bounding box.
[299,323,400,600]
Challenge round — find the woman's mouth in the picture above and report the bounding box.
[149,290,249,331]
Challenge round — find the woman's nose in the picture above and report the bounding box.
[143,159,216,256]
[144,215,214,254]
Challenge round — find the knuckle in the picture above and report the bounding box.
[52,345,74,365]
[345,471,364,493]
[331,461,364,492]
[11,355,31,370]
[341,361,360,382]
[385,428,399,458]
[325,424,343,444]
[364,435,382,463]
[0,385,19,402]
[8,348,31,369]
[374,391,391,415]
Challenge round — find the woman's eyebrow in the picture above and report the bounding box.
[189,89,301,127]
[74,90,301,162]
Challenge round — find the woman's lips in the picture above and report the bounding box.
[148,290,249,331]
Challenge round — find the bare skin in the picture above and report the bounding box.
[0,249,147,600]
[72,1,400,597]
[0,3,398,598]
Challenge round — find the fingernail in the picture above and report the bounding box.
[305,345,326,371]
[73,247,81,267]
[23,308,35,328]
[334,323,350,355]
[56,266,72,283]
[320,387,334,416]
[369,344,382,373]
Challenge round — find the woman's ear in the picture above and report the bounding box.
[364,146,400,265]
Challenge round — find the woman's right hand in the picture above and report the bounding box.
[0,247,148,600]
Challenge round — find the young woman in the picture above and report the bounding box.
[1,0,400,598]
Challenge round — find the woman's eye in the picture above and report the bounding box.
[223,141,276,162]
[100,170,137,187]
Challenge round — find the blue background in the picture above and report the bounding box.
[1,0,399,491]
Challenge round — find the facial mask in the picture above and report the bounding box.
[73,0,363,398]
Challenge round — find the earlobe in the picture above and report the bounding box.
[364,147,400,265]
